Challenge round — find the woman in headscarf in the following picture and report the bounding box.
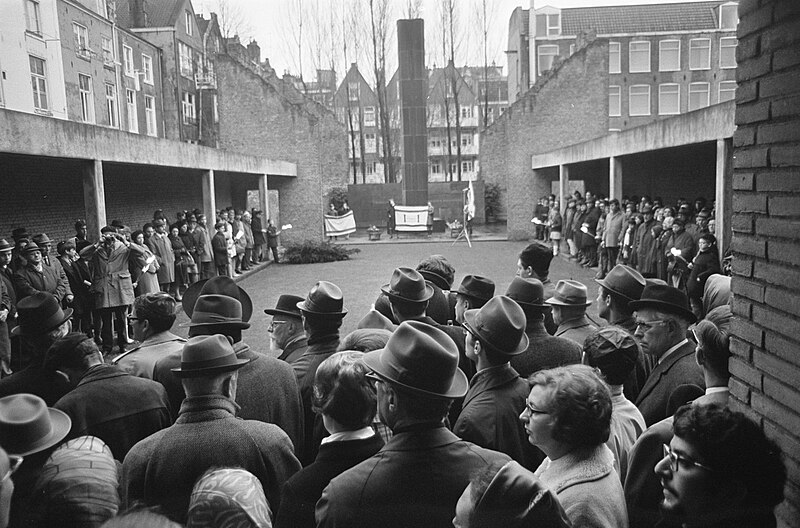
[186,468,272,528]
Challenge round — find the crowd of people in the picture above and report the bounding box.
[0,200,786,528]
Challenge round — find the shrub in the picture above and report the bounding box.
[282,240,360,264]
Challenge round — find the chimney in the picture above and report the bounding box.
[247,40,261,63]
[130,0,147,27]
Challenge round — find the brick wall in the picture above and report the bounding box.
[480,38,609,240]
[729,1,800,526]
[216,55,348,243]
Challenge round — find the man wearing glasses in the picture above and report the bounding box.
[629,284,704,426]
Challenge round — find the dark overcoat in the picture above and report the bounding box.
[13,264,67,301]
[81,241,145,308]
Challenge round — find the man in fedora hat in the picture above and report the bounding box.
[0,393,72,527]
[629,284,704,426]
[12,242,69,304]
[595,264,653,401]
[454,275,494,325]
[122,334,300,523]
[316,322,510,528]
[145,219,176,297]
[114,292,185,379]
[294,281,347,464]
[45,333,171,461]
[31,234,73,305]
[454,296,541,470]
[516,244,557,334]
[154,288,303,454]
[506,277,581,379]
[545,280,598,347]
[265,294,308,364]
[0,293,72,403]
[80,226,147,356]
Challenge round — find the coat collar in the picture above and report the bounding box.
[77,363,129,387]
[556,315,593,334]
[176,394,240,423]
[114,331,185,363]
[536,444,615,493]
[635,340,696,405]
[463,364,522,408]
[382,424,462,452]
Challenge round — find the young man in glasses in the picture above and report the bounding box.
[656,403,785,527]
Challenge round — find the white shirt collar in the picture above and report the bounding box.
[705,387,729,395]
[658,338,689,365]
[321,426,376,445]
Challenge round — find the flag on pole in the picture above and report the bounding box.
[465,180,476,221]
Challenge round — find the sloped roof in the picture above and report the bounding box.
[195,15,209,35]
[560,1,725,35]
[115,0,186,29]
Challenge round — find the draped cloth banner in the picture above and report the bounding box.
[394,205,430,232]
[324,210,356,237]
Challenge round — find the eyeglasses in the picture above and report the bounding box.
[662,444,715,473]
[523,400,549,415]
[268,320,287,331]
[1,455,23,484]
[635,319,670,332]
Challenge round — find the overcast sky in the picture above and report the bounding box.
[194,0,715,82]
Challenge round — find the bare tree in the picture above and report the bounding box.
[474,0,497,129]
[369,0,396,183]
[211,0,252,44]
[404,0,423,19]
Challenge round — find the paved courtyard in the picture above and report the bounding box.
[174,239,604,357]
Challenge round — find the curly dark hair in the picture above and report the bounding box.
[312,351,376,429]
[528,365,612,448]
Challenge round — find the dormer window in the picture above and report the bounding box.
[719,3,738,29]
[535,11,561,37]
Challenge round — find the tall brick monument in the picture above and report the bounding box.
[397,19,428,206]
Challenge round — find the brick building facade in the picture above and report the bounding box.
[729,1,800,526]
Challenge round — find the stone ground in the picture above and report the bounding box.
[172,233,605,358]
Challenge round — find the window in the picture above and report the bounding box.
[73,23,90,59]
[145,95,156,136]
[609,85,621,116]
[79,74,94,123]
[719,81,737,102]
[569,44,575,56]
[178,42,193,78]
[25,0,41,35]
[609,42,621,74]
[105,82,117,127]
[142,54,153,84]
[126,89,138,132]
[185,10,193,36]
[629,41,651,73]
[366,162,376,176]
[629,85,650,116]
[212,93,218,123]
[365,132,376,153]
[461,160,474,173]
[348,82,359,101]
[546,14,560,36]
[461,136,472,147]
[364,106,375,126]
[96,0,108,18]
[719,3,738,29]
[658,84,680,115]
[101,36,114,67]
[431,162,441,174]
[430,138,442,149]
[720,37,737,69]
[538,45,559,76]
[123,45,134,76]
[688,82,710,111]
[182,92,196,124]
[689,39,711,70]
[460,106,472,119]
[29,56,48,111]
[659,40,680,71]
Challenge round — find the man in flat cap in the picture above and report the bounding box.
[316,321,510,528]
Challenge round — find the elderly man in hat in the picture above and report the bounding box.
[0,393,72,527]
[454,296,541,470]
[293,281,347,464]
[155,280,303,452]
[506,277,581,379]
[122,334,300,522]
[265,294,308,364]
[545,280,597,347]
[12,241,69,304]
[80,226,146,356]
[316,321,510,528]
[582,327,646,480]
[145,219,176,297]
[45,333,171,461]
[630,284,703,426]
[0,293,72,402]
[595,264,653,400]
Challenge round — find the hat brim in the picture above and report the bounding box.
[171,358,251,378]
[11,308,73,337]
[296,301,347,317]
[628,299,697,323]
[593,278,636,304]
[182,280,253,322]
[380,283,435,304]
[507,297,551,310]
[361,347,468,399]
[544,298,592,307]
[263,308,302,319]
[455,290,492,303]
[462,315,529,356]
[179,320,251,329]
[8,408,72,457]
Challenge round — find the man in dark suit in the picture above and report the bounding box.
[630,284,704,426]
[506,277,581,378]
[316,321,510,528]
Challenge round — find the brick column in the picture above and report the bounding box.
[609,156,622,201]
[559,164,570,214]
[201,170,216,224]
[82,159,106,239]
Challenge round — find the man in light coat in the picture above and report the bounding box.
[145,219,175,296]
